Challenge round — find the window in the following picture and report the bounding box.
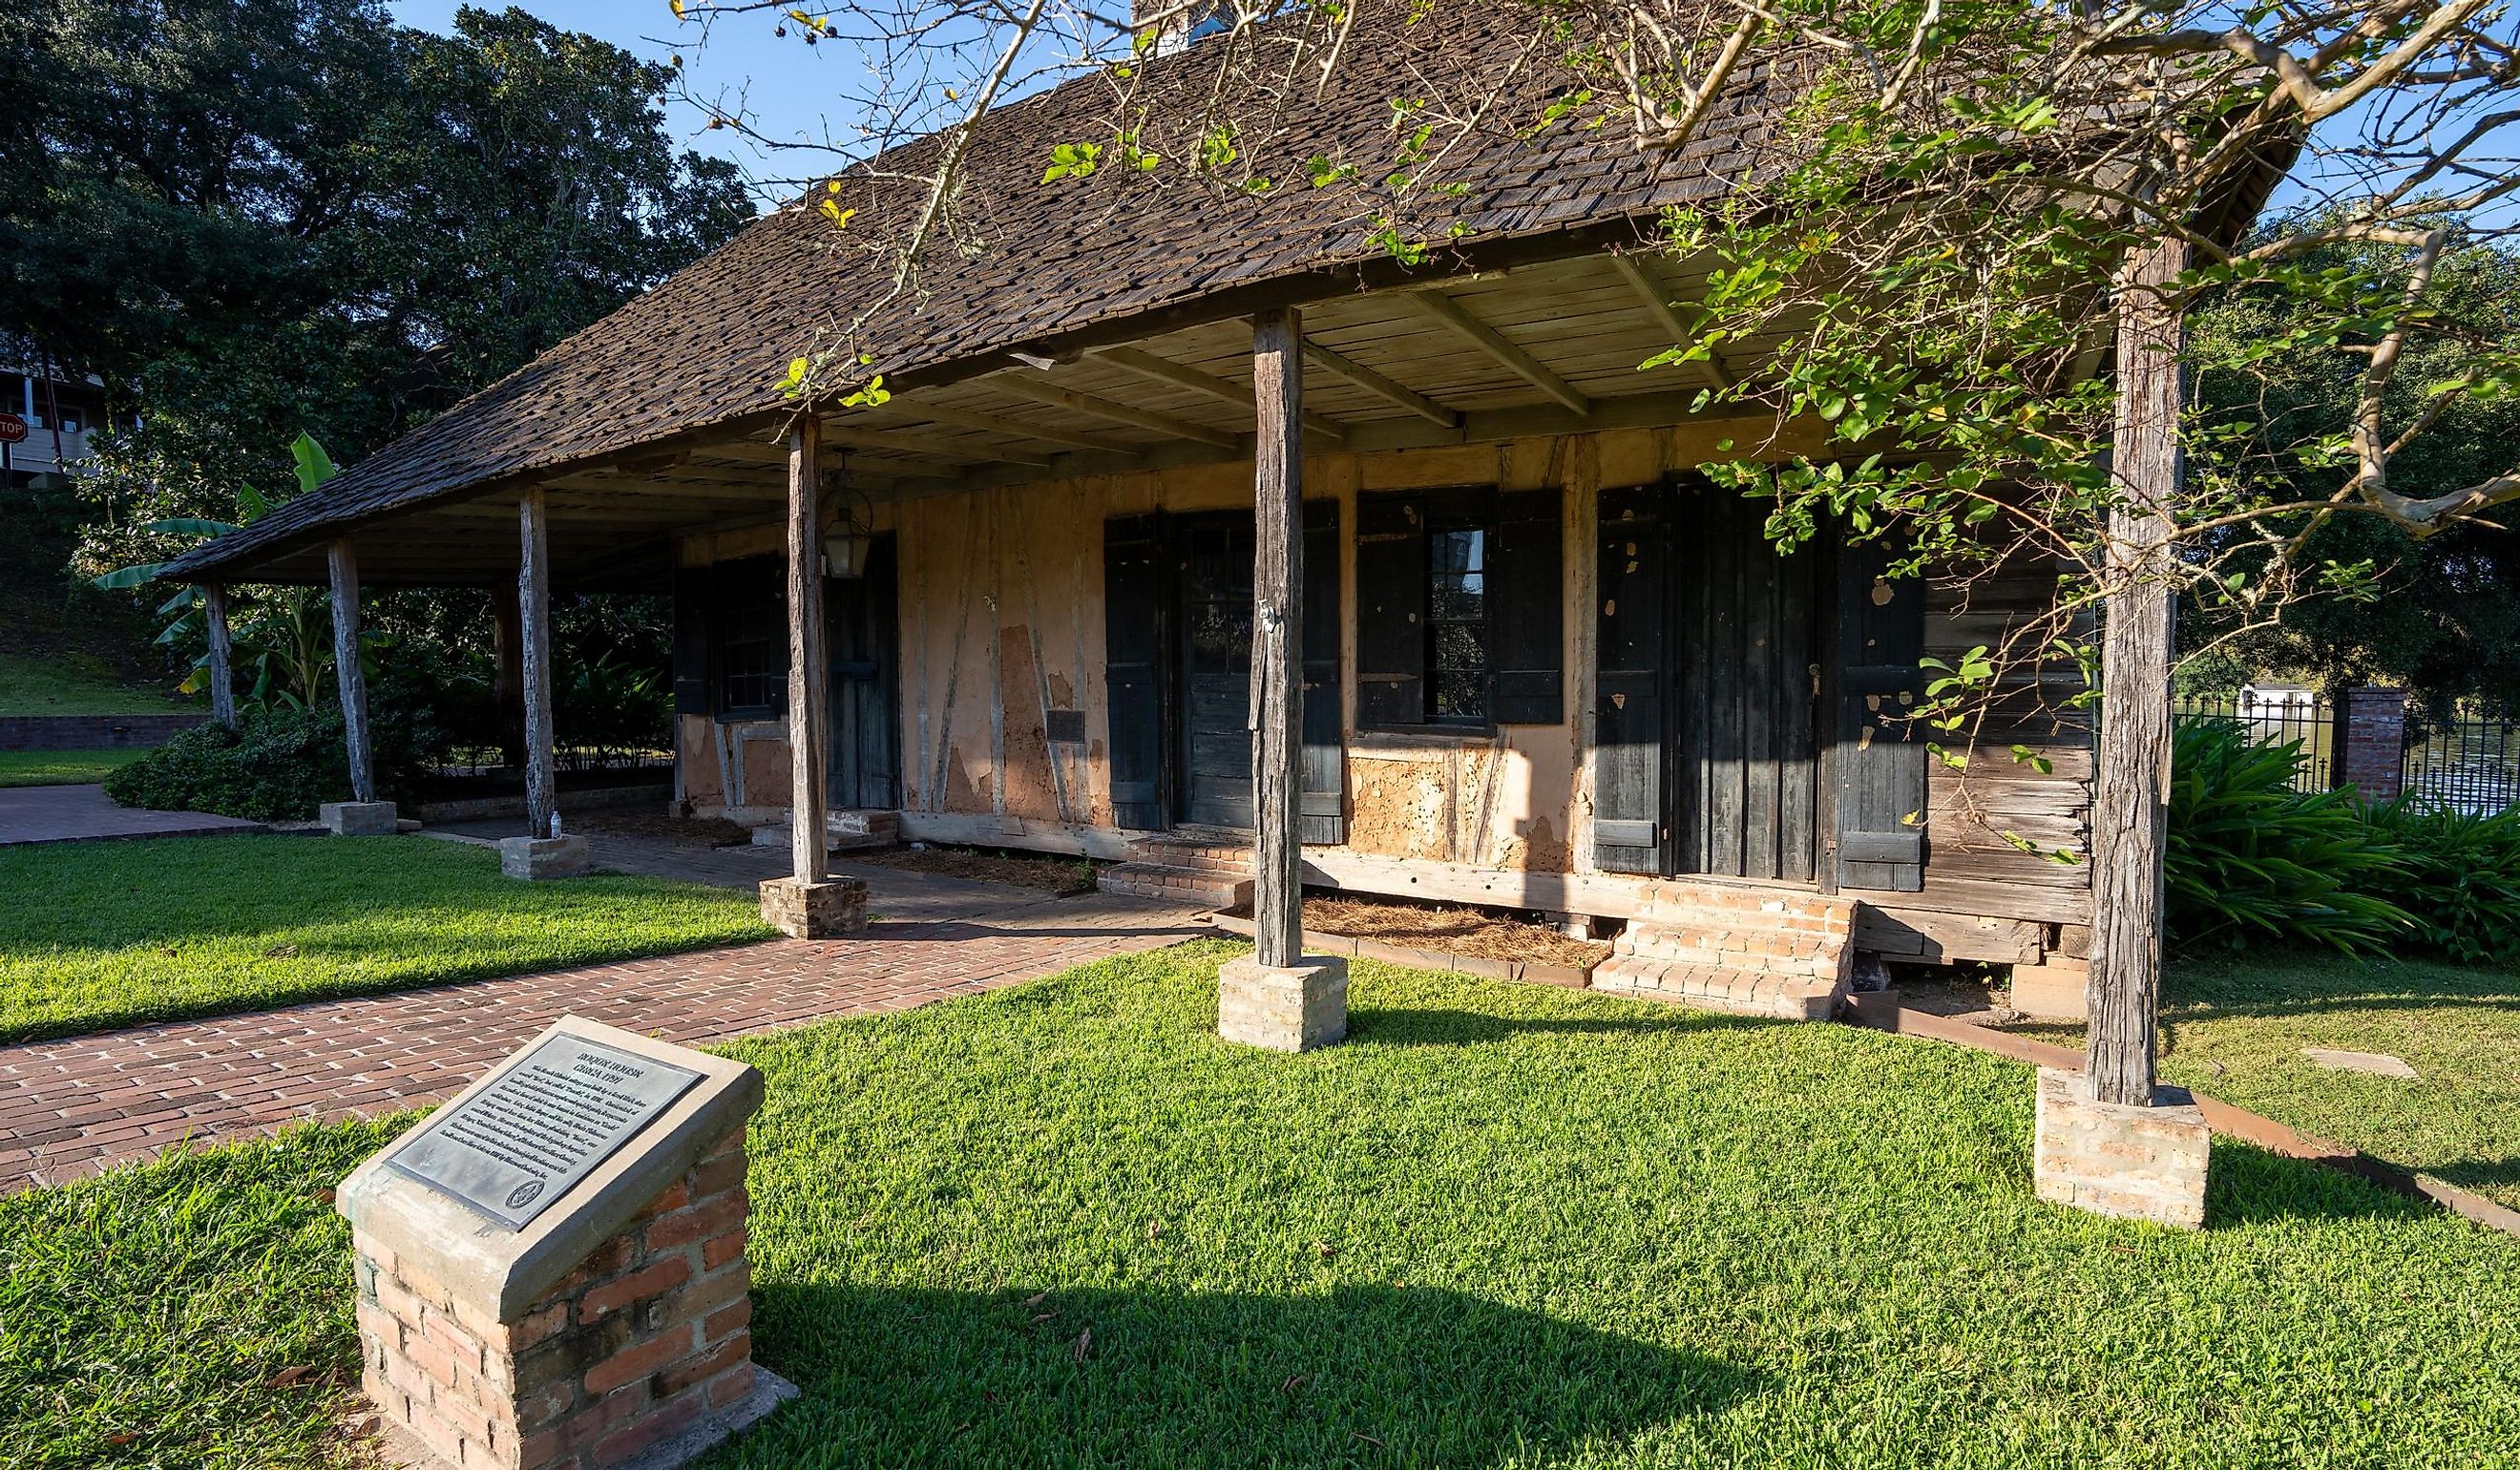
[1356,487,1563,732]
[713,559,786,718]
[1424,525,1489,723]
[1185,0,1232,42]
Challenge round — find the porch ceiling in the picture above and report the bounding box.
[230,246,1782,590]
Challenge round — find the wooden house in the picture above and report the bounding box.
[164,3,2113,1018]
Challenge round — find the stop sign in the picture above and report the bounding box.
[0,413,26,445]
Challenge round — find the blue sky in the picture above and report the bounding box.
[387,1,858,204]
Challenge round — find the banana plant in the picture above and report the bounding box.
[91,433,362,710]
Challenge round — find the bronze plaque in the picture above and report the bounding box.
[389,1032,704,1229]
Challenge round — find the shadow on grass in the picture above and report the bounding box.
[2426,1156,2520,1196]
[1344,1005,1778,1047]
[2203,1139,2461,1229]
[741,1281,1753,1467]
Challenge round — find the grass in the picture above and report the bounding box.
[0,834,775,1043]
[2036,951,2520,1210]
[0,650,197,717]
[10,942,2516,1469]
[0,747,149,787]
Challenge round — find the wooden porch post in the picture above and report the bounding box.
[787,417,831,886]
[2086,238,2187,1108]
[518,489,560,840]
[201,582,237,729]
[327,537,374,805]
[492,578,528,770]
[1214,308,1348,1051]
[1250,309,1305,968]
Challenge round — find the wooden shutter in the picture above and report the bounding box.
[1103,514,1168,830]
[1594,484,1667,873]
[1488,486,1564,724]
[1831,536,1928,891]
[1354,494,1425,728]
[1300,499,1345,844]
[671,565,713,717]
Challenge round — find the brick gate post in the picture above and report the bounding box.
[2336,686,2409,802]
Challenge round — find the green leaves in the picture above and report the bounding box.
[1042,140,1104,183]
[288,432,337,496]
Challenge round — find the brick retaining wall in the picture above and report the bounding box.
[0,712,200,751]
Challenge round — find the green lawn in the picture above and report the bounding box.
[0,651,196,716]
[0,834,775,1043]
[0,747,149,787]
[9,942,2515,1469]
[2048,952,2520,1210]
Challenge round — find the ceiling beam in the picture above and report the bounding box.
[1299,341,1459,428]
[995,375,1244,450]
[1608,254,1734,393]
[1085,345,1350,444]
[897,398,1143,458]
[820,421,1051,468]
[1400,288,1591,416]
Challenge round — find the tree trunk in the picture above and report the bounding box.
[787,417,830,885]
[1250,308,1306,969]
[2088,238,2188,1107]
[202,583,237,730]
[327,538,374,805]
[518,489,561,839]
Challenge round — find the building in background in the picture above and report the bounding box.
[0,359,109,492]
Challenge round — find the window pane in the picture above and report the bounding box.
[1425,527,1488,721]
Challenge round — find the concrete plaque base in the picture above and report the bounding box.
[323,800,400,837]
[2033,1068,2211,1229]
[757,876,868,938]
[1218,955,1348,1052]
[501,834,591,880]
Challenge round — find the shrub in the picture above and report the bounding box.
[103,704,428,821]
[2164,719,2412,954]
[2356,799,2520,968]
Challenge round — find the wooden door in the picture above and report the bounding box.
[826,534,900,810]
[1175,511,1255,830]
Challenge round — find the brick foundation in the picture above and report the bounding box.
[2033,1068,2211,1228]
[324,800,401,836]
[500,835,591,880]
[353,1124,789,1469]
[757,876,868,938]
[1217,955,1348,1052]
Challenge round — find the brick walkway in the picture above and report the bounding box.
[0,783,263,846]
[0,883,1208,1191]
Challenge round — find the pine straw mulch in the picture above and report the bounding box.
[842,844,1104,896]
[1269,894,1610,970]
[572,811,757,849]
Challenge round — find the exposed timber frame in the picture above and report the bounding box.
[1250,307,1306,969]
[326,537,374,804]
[786,417,832,885]
[1401,287,1592,416]
[1608,254,1734,393]
[1086,345,1352,444]
[1300,340,1460,428]
[517,487,560,839]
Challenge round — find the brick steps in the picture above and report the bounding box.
[1095,833,1255,911]
[1591,881,1855,1021]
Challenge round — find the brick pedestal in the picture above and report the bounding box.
[2033,1068,2211,1228]
[1217,955,1347,1052]
[324,800,400,836]
[501,835,591,880]
[757,877,868,939]
[338,1018,791,1470]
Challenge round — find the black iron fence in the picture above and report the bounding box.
[2170,693,2334,792]
[2403,714,2520,816]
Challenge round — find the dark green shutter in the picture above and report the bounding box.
[1103,514,1168,830]
[1301,499,1345,843]
[672,566,713,716]
[1831,536,1928,891]
[1594,485,1667,873]
[1488,486,1564,724]
[1355,494,1425,728]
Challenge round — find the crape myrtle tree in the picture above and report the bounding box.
[674,0,2519,1105]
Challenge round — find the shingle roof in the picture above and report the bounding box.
[164,1,1796,580]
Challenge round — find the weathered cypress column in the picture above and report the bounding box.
[499,488,588,878]
[2036,238,2210,1228]
[755,415,866,937]
[1217,308,1347,1051]
[321,537,398,836]
[492,578,527,770]
[201,583,238,730]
